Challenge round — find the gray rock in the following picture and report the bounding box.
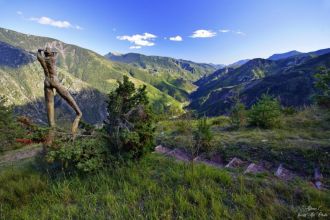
[154,145,171,154]
[225,157,244,168]
[244,163,266,174]
[314,168,323,189]
[166,148,191,161]
[314,167,323,181]
[275,164,295,181]
[315,181,322,189]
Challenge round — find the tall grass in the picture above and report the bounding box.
[0,154,329,219]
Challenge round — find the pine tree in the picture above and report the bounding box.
[314,67,330,108]
[193,117,213,153]
[229,85,247,129]
[230,101,247,129]
[105,76,155,160]
[248,94,281,128]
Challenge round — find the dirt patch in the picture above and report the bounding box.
[0,144,42,166]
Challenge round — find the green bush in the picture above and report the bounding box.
[193,117,213,154]
[230,101,247,129]
[314,67,330,108]
[105,76,155,160]
[0,96,25,152]
[175,117,213,157]
[42,76,156,173]
[211,116,231,127]
[175,112,195,135]
[45,135,108,173]
[281,106,297,115]
[248,94,282,128]
[79,120,95,135]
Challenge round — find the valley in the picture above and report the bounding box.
[1,27,329,123]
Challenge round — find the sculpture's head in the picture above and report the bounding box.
[44,47,52,56]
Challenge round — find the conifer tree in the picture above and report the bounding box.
[314,67,330,108]
[248,94,281,128]
[105,76,155,160]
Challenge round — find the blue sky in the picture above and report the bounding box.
[0,0,330,64]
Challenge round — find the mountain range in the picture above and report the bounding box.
[0,27,329,122]
[0,27,216,124]
[0,28,197,123]
[189,48,330,115]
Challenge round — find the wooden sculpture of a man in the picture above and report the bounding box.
[37,47,82,137]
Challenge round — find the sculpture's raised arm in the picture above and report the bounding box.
[37,49,48,75]
[37,49,44,60]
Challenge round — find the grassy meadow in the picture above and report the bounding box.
[1,153,329,220]
[0,106,329,219]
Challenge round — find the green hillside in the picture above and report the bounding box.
[105,52,216,81]
[105,52,218,101]
[0,28,184,123]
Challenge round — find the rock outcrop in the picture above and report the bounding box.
[225,157,244,168]
[244,163,266,174]
[275,164,295,181]
[314,167,323,189]
[154,145,171,154]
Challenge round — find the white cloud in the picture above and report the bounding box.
[75,25,83,30]
[16,11,22,15]
[169,35,183,41]
[29,16,83,30]
[117,32,157,49]
[235,31,246,36]
[191,29,216,38]
[219,29,246,36]
[129,45,142,49]
[30,16,71,28]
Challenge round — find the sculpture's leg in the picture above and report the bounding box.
[45,87,55,127]
[44,86,55,146]
[54,83,82,137]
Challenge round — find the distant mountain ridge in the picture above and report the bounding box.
[227,59,251,68]
[224,48,330,69]
[189,48,330,116]
[268,50,302,60]
[105,52,217,79]
[268,48,330,60]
